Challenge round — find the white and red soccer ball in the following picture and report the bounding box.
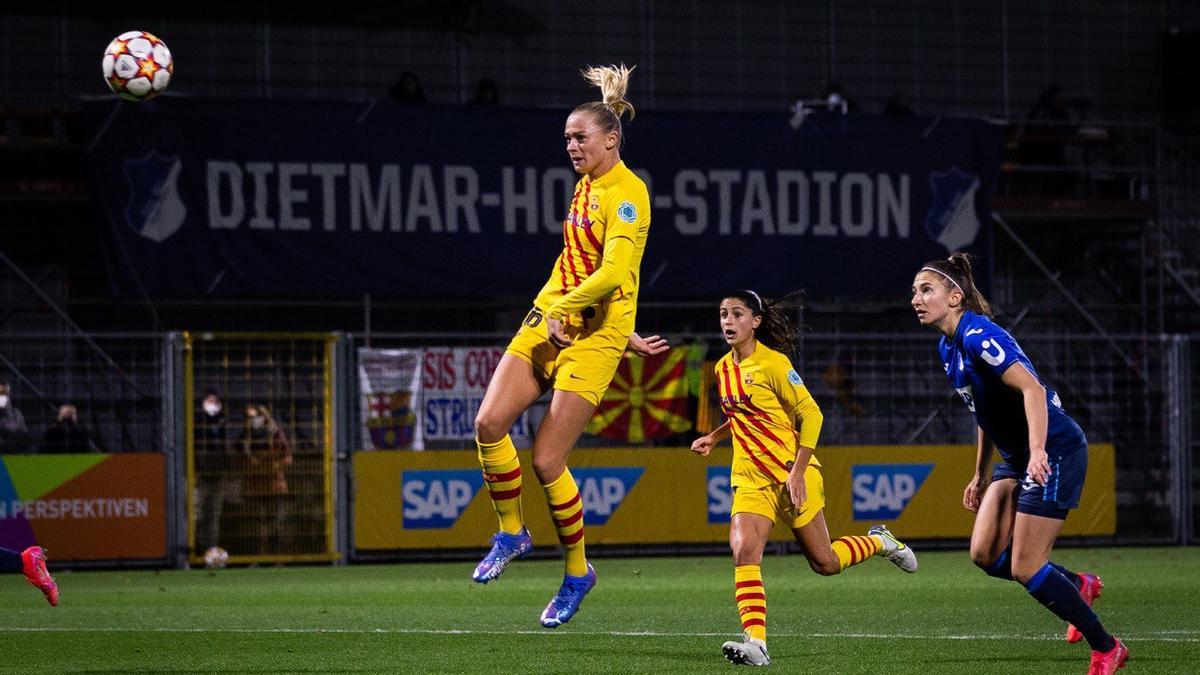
[102,31,173,102]
[203,546,229,569]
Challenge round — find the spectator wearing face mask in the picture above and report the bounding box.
[40,404,97,453]
[0,380,31,453]
[195,390,238,554]
[240,403,293,555]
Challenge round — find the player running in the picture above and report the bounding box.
[2,545,59,606]
[691,290,917,667]
[470,64,666,628]
[912,253,1127,674]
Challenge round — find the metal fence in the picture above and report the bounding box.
[184,332,340,565]
[0,331,167,454]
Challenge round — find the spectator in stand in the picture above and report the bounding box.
[472,78,500,106]
[240,403,293,555]
[821,83,857,113]
[1022,84,1093,196]
[195,390,238,554]
[0,380,31,453]
[389,71,427,104]
[40,404,97,453]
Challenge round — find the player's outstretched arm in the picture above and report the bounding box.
[627,332,668,357]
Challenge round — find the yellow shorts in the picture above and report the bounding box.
[730,462,826,529]
[505,307,626,406]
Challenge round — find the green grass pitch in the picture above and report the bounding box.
[1,548,1197,673]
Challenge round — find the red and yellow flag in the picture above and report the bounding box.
[587,348,692,443]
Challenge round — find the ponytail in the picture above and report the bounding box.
[572,64,636,143]
[920,252,993,317]
[724,289,804,358]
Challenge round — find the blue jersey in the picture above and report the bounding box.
[938,311,1084,466]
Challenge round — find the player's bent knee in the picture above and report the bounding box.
[970,548,995,570]
[808,557,841,576]
[474,411,508,443]
[729,538,762,567]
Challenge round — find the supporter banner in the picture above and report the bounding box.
[420,347,533,448]
[587,348,692,443]
[85,99,1002,299]
[0,454,167,560]
[359,348,423,450]
[352,444,1114,551]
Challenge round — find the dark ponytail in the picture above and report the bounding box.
[919,252,993,317]
[724,289,804,357]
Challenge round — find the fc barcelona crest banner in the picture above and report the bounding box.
[84,99,1003,299]
[359,348,423,451]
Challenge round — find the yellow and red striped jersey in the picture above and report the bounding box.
[715,343,824,488]
[533,161,650,336]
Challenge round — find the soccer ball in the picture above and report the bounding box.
[203,546,229,569]
[102,31,173,102]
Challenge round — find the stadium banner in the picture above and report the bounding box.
[352,444,1114,551]
[0,454,167,560]
[419,347,534,448]
[84,100,1002,300]
[359,348,424,450]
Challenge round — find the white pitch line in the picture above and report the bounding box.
[3,626,1198,643]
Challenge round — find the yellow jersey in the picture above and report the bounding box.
[533,160,650,337]
[715,343,824,488]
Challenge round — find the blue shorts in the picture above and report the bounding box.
[991,443,1088,520]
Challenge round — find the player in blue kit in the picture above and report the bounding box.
[911,253,1128,675]
[1,545,58,606]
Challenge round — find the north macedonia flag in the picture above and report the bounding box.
[587,348,692,443]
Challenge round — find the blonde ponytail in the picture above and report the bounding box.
[581,64,636,121]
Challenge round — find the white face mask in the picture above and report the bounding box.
[203,402,221,416]
[251,416,266,429]
[0,395,8,409]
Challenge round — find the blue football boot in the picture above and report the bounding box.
[471,527,533,583]
[539,563,597,628]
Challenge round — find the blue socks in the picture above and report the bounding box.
[977,547,1082,590]
[978,548,1013,579]
[1024,562,1115,652]
[0,546,22,573]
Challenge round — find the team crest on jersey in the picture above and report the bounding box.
[787,369,803,385]
[617,200,637,223]
[743,372,754,385]
[590,195,600,210]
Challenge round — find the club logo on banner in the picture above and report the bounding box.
[925,166,981,252]
[587,348,692,443]
[123,151,187,243]
[401,469,483,529]
[851,464,935,520]
[421,348,532,447]
[570,467,644,525]
[359,348,423,450]
[706,465,732,524]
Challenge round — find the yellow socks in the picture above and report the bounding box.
[477,435,524,535]
[542,469,588,577]
[735,564,767,642]
[831,534,883,572]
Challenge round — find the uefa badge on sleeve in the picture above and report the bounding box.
[617,201,637,223]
